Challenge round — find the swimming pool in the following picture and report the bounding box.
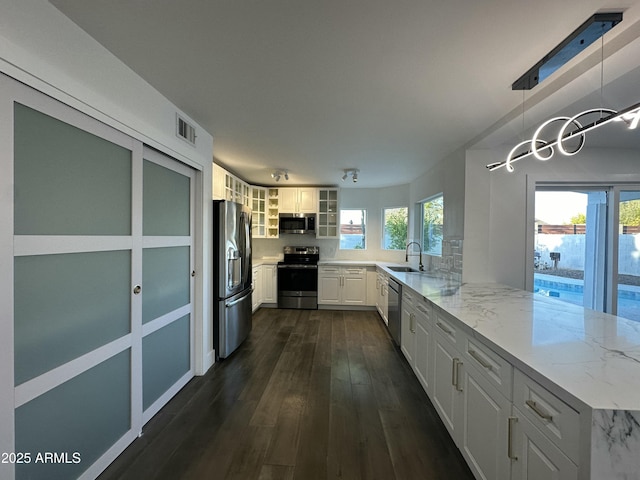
[534,274,640,322]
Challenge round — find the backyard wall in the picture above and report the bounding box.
[536,234,640,276]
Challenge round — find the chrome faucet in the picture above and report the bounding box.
[405,242,424,271]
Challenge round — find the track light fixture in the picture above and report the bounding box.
[271,169,289,182]
[342,168,360,183]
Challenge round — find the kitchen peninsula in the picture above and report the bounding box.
[377,265,640,480]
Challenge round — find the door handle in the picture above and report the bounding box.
[508,417,518,460]
[226,290,252,308]
[451,358,463,391]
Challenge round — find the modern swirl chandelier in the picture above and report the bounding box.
[486,104,640,172]
[486,12,640,173]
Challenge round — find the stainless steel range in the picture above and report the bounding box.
[277,246,319,309]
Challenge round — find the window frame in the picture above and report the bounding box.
[381,206,408,250]
[419,194,444,256]
[339,208,367,250]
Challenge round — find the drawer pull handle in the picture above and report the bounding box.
[468,349,493,370]
[508,417,518,460]
[525,400,553,421]
[436,322,453,335]
[416,305,429,314]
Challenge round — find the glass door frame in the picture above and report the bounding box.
[528,181,640,318]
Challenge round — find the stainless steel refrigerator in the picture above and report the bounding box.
[213,200,252,359]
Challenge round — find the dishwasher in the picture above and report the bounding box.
[387,277,401,346]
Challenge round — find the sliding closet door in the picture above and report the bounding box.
[140,148,195,422]
[12,100,138,480]
[6,77,196,480]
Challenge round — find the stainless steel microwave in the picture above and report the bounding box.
[279,213,316,234]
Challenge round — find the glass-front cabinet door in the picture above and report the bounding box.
[317,188,339,238]
[252,187,267,238]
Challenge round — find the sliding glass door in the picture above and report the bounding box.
[534,186,640,322]
[616,190,640,321]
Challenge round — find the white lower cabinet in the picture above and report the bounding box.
[262,264,277,304]
[401,291,417,365]
[430,316,512,480]
[318,265,367,305]
[413,300,432,392]
[252,263,277,310]
[458,362,512,480]
[376,271,388,324]
[431,327,463,437]
[510,410,578,480]
[413,302,582,480]
[252,266,262,312]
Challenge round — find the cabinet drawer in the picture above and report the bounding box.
[414,298,431,325]
[402,290,417,308]
[319,266,340,274]
[433,309,458,346]
[462,336,512,400]
[513,369,580,464]
[343,266,365,275]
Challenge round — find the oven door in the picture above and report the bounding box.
[277,264,318,309]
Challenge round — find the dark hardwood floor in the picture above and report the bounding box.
[98,308,475,480]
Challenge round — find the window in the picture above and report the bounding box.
[340,209,366,249]
[420,195,443,255]
[382,207,408,250]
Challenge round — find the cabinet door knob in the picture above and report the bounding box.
[133,285,142,295]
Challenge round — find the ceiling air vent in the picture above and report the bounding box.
[176,114,197,146]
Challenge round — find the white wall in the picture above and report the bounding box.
[464,145,640,289]
[0,0,215,376]
[406,147,466,273]
[253,184,410,263]
[410,147,466,240]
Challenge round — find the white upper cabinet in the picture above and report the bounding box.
[316,188,339,238]
[279,187,316,213]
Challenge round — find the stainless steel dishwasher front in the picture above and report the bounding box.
[387,277,401,346]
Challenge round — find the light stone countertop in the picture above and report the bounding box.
[253,256,281,266]
[383,266,640,412]
[317,259,378,266]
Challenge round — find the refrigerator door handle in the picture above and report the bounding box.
[226,290,252,308]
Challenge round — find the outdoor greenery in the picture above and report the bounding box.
[620,200,640,226]
[568,200,640,226]
[569,213,586,224]
[383,207,408,249]
[422,196,443,253]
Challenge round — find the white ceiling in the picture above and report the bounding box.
[50,0,640,187]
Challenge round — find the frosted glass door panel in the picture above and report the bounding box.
[143,159,190,236]
[142,315,190,410]
[14,103,132,235]
[142,246,190,323]
[14,250,131,385]
[15,350,130,480]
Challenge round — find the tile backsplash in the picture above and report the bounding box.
[426,238,462,282]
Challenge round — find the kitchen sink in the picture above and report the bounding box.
[388,266,419,272]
